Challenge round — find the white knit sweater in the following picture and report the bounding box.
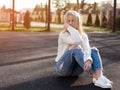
[55,26,92,63]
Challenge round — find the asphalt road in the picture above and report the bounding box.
[0,31,119,90]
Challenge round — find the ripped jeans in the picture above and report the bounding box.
[55,47,103,76]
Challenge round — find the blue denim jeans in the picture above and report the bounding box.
[55,47,103,76]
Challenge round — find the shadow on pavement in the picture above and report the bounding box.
[1,76,111,90]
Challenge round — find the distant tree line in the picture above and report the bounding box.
[23,0,120,31]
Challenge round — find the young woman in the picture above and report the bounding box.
[55,10,113,88]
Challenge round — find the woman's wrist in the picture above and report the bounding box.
[85,59,92,64]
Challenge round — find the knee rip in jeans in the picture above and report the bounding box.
[59,62,64,70]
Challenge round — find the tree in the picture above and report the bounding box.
[52,0,69,23]
[34,4,41,13]
[23,10,31,30]
[95,13,100,26]
[80,0,85,9]
[102,15,107,27]
[116,16,120,29]
[87,13,92,26]
[33,3,46,22]
[93,2,98,13]
[52,0,69,10]
[108,10,112,28]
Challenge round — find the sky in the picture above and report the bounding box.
[0,0,118,11]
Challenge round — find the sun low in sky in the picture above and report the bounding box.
[0,0,48,11]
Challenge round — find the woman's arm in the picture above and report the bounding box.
[81,33,92,63]
[81,33,93,71]
[61,25,82,45]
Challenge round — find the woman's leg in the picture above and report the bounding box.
[71,49,84,76]
[70,48,102,76]
[91,47,112,88]
[55,49,76,76]
[71,61,84,76]
[91,47,103,78]
[55,49,84,76]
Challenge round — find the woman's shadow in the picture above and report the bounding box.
[0,75,111,90]
[54,75,111,90]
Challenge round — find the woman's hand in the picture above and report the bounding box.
[69,45,75,50]
[84,60,92,72]
[64,23,69,31]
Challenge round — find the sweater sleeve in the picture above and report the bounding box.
[81,33,92,63]
[60,26,82,45]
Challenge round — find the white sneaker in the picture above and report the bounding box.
[93,76,112,88]
[93,78,96,83]
[102,75,113,84]
[93,75,113,84]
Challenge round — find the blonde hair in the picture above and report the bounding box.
[64,10,84,36]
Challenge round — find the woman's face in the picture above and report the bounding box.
[66,14,75,28]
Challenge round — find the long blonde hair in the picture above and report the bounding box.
[64,10,84,36]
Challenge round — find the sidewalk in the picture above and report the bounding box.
[0,31,119,90]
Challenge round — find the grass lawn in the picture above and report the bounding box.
[83,26,110,32]
[0,23,119,33]
[0,25,112,32]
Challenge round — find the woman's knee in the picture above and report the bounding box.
[73,49,83,56]
[55,63,71,76]
[91,47,99,52]
[91,47,101,58]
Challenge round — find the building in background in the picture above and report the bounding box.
[0,5,19,23]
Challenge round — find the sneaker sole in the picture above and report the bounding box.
[94,83,112,88]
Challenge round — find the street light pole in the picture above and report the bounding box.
[47,0,51,31]
[12,0,15,31]
[112,0,117,32]
[77,0,80,9]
